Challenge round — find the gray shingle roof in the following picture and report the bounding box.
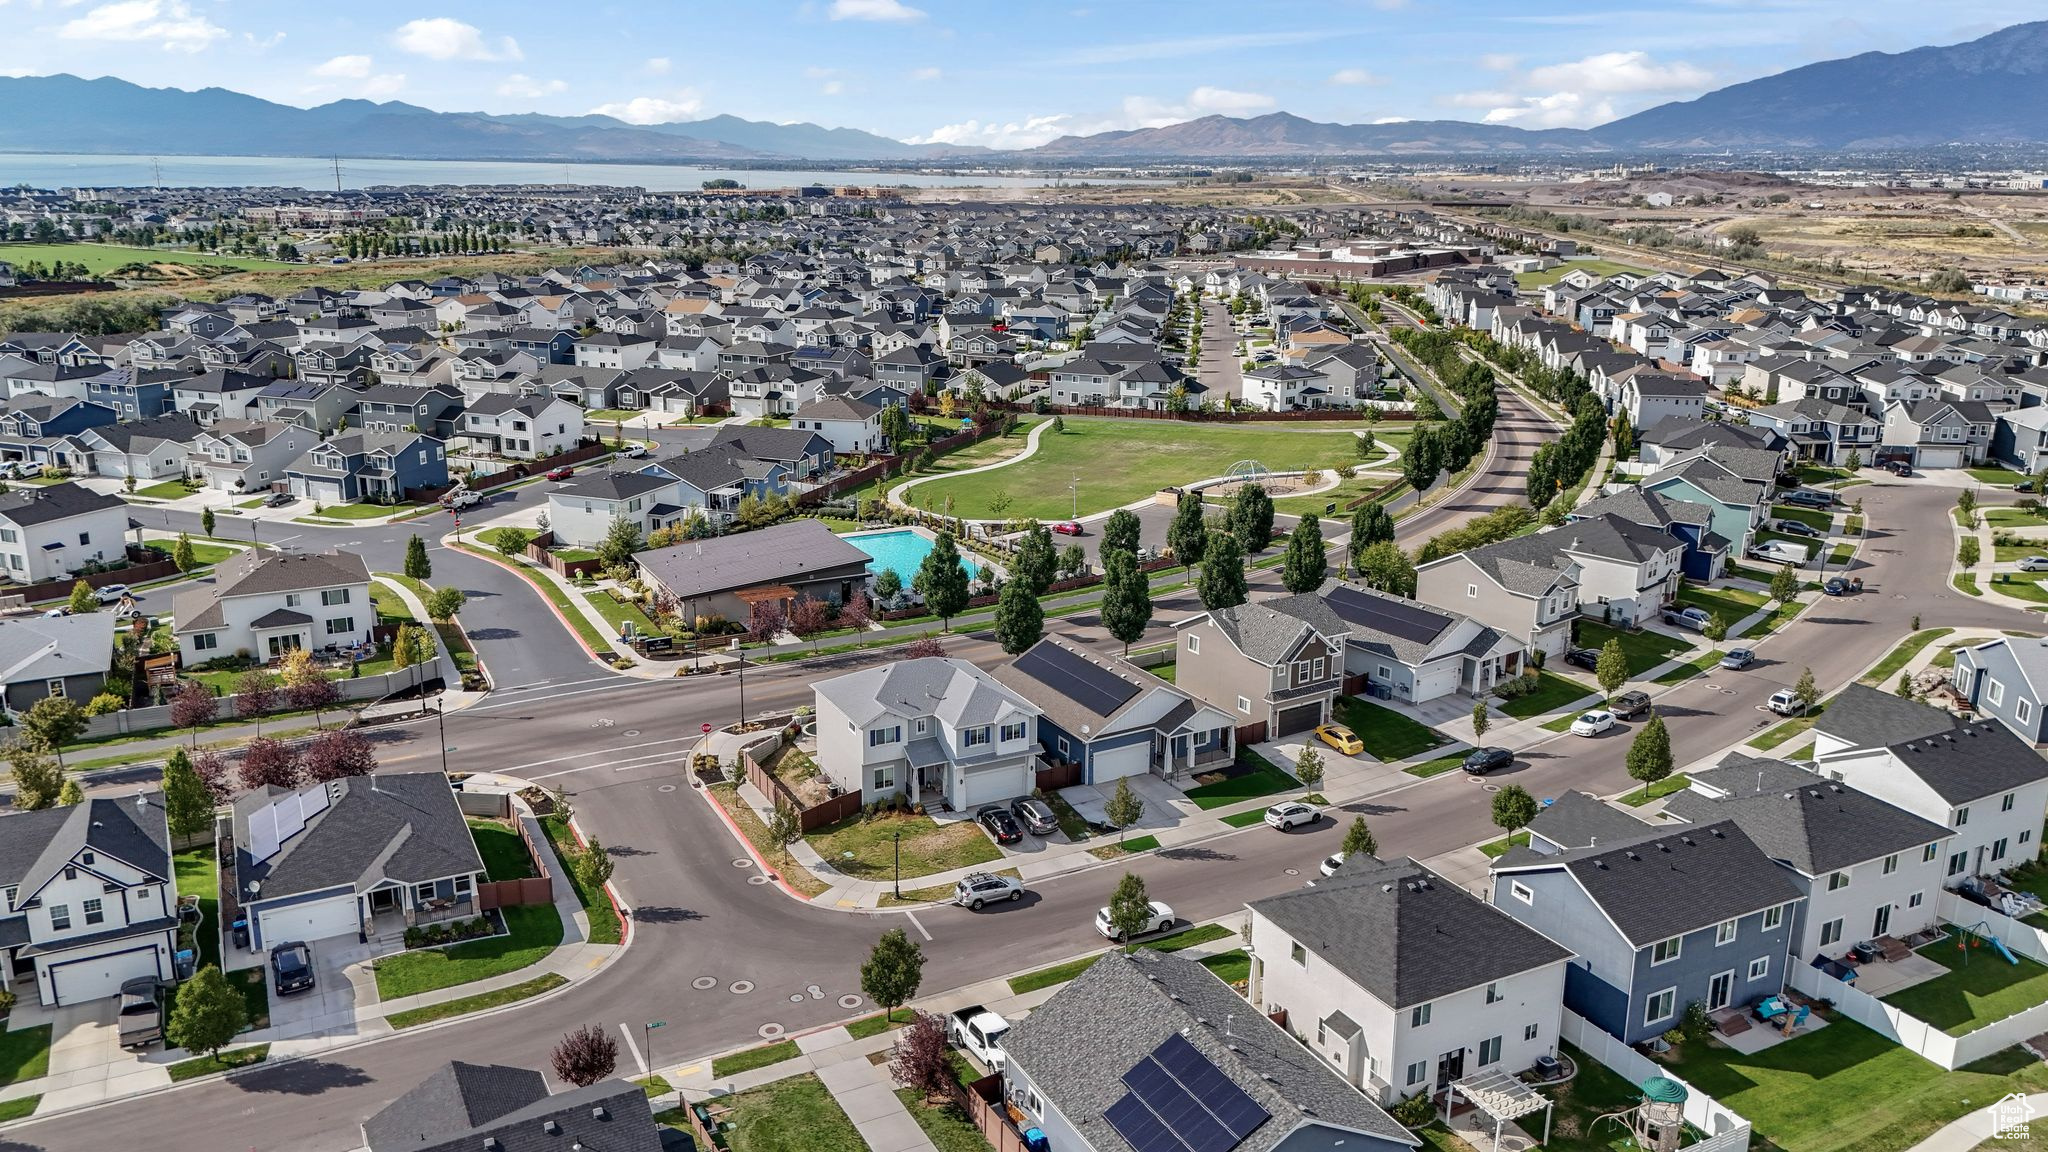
[1445,531,1581,597]
[0,481,125,527]
[1495,818,1804,947]
[0,612,116,685]
[1668,753,1950,874]
[362,1063,661,1152]
[1203,599,1345,665]
[0,791,171,900]
[1816,683,2048,803]
[232,773,483,903]
[635,519,871,601]
[1523,790,1658,853]
[1001,949,1416,1152]
[819,656,1038,732]
[1251,857,1570,1008]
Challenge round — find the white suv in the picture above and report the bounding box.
[953,872,1023,910]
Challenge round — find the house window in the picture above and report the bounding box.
[1525,1023,1540,1042]
[963,727,990,747]
[322,588,350,606]
[1056,737,1070,757]
[1510,881,1533,905]
[1651,937,1682,966]
[83,899,103,926]
[1000,722,1026,742]
[867,727,900,747]
[1237,696,1251,715]
[1909,892,1924,909]
[0,886,11,912]
[77,532,89,546]
[1820,918,1844,947]
[1411,1004,1431,1028]
[325,617,356,636]
[2003,792,2017,813]
[1828,871,1850,891]
[1716,919,1738,945]
[1993,837,2010,861]
[49,904,70,931]
[1955,807,1970,828]
[915,719,928,735]
[1748,956,1770,981]
[1477,1035,1503,1067]
[1312,657,1326,679]
[1989,679,2005,706]
[46,679,65,699]
[453,876,472,896]
[1467,584,1478,598]
[1291,942,1307,966]
[1644,988,1677,1027]
[1923,843,1940,863]
[2021,701,2035,726]
[1406,1061,1428,1087]
[873,766,894,791]
[1486,982,1502,1005]
[415,884,435,903]
[285,593,301,608]
[1950,851,1969,877]
[194,633,218,651]
[1187,635,1199,655]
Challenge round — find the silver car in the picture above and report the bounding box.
[953,872,1023,910]
[2020,556,2048,573]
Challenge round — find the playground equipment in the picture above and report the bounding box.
[1954,921,2020,965]
[1590,1076,1689,1152]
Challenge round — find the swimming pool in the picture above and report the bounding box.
[845,529,979,584]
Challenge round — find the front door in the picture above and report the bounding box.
[1873,904,1892,938]
[368,888,398,913]
[1708,970,1734,1011]
[1435,1049,1465,1089]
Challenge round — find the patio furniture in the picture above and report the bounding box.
[1851,939,1881,964]
[1754,995,1809,1031]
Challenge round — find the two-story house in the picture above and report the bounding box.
[172,367,276,425]
[0,790,179,1006]
[992,636,1237,785]
[0,483,131,585]
[173,547,372,663]
[1812,684,2048,883]
[1666,753,1952,962]
[187,419,320,494]
[252,379,356,433]
[75,412,204,481]
[1175,598,1347,740]
[1250,856,1572,1105]
[1491,818,1804,1045]
[1951,636,2048,744]
[791,395,883,456]
[813,656,1043,811]
[1415,533,1580,661]
[349,383,465,440]
[1747,398,1882,466]
[1882,398,1995,468]
[1242,364,1334,412]
[283,430,449,504]
[460,394,583,460]
[0,611,117,714]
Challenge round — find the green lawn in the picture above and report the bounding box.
[1478,832,1530,859]
[1858,629,1957,686]
[1881,938,2048,1035]
[469,820,536,882]
[1995,543,2048,562]
[807,811,1000,880]
[911,416,1392,519]
[1090,833,1164,854]
[1497,670,1597,719]
[303,501,424,520]
[1668,1017,2048,1152]
[166,1044,268,1083]
[1575,621,1689,677]
[1955,573,1984,596]
[1337,697,1448,760]
[1771,504,1836,531]
[845,1013,909,1040]
[1989,572,2048,604]
[1752,704,1823,750]
[1218,811,1267,828]
[0,1095,39,1123]
[1987,508,2048,528]
[1406,754,1465,778]
[174,849,224,971]
[0,241,293,274]
[897,1089,991,1152]
[539,816,623,944]
[371,578,415,624]
[1533,1042,1659,1152]
[583,588,662,638]
[1199,950,1251,984]
[1619,773,1691,806]
[144,539,236,567]
[1008,924,1230,994]
[134,479,197,500]
[371,904,563,1000]
[1969,466,2024,484]
[707,1074,866,1152]
[386,973,567,1029]
[1182,752,1299,810]
[584,408,652,423]
[1513,258,1650,289]
[0,1024,52,1088]
[712,1039,800,1078]
[1677,584,1769,625]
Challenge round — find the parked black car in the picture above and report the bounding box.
[1463,747,1513,775]
[976,804,1023,845]
[270,941,315,995]
[1009,797,1058,837]
[1563,647,1600,672]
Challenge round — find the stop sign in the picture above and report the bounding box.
[701,723,712,734]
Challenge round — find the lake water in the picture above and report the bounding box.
[0,153,1136,192]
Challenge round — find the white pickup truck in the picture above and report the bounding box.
[949,1005,1010,1071]
[441,488,482,510]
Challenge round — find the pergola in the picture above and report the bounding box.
[1445,1066,1555,1152]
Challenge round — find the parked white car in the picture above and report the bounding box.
[1768,690,1810,716]
[1264,801,1319,830]
[1320,852,1346,878]
[1747,539,1811,566]
[2021,556,2048,573]
[1570,710,1616,737]
[93,583,130,605]
[1094,900,1175,940]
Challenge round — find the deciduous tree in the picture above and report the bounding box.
[1105,776,1145,844]
[550,1024,619,1088]
[172,533,197,574]
[237,737,301,791]
[575,837,615,892]
[161,748,215,843]
[1099,547,1151,654]
[912,529,972,629]
[1294,745,1324,791]
[902,636,945,660]
[1356,540,1416,598]
[1011,522,1056,596]
[165,965,245,1061]
[1596,638,1629,699]
[171,678,217,740]
[67,579,98,615]
[426,586,467,622]
[18,695,86,768]
[1769,563,1799,607]
[7,742,63,811]
[1167,491,1207,574]
[302,728,376,782]
[1197,530,1248,611]
[788,597,831,651]
[1471,699,1490,742]
[404,534,432,582]
[1101,508,1141,557]
[193,748,233,802]
[234,669,278,730]
[1280,514,1328,595]
[888,1012,952,1101]
[1492,784,1539,832]
[1625,713,1673,800]
[993,579,1044,656]
[861,927,926,1022]
[200,507,216,539]
[1794,666,1820,711]
[1108,872,1152,947]
[1229,484,1274,552]
[1349,503,1395,563]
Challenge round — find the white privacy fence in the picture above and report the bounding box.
[1560,1011,1752,1152]
[1784,893,2048,1071]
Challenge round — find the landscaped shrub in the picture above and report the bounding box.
[1391,1091,1436,1127]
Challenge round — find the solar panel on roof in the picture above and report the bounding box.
[1327,584,1448,646]
[1013,642,1139,718]
[1105,1093,1179,1152]
[1103,1034,1271,1152]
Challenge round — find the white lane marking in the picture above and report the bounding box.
[530,751,693,781]
[499,736,701,773]
[905,911,932,942]
[619,1022,647,1075]
[467,681,645,711]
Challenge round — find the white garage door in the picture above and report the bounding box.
[1089,740,1151,785]
[1918,447,1964,470]
[47,944,164,1005]
[1413,661,1462,703]
[258,895,360,947]
[957,764,1029,810]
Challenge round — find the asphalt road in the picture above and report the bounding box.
[1195,298,1243,402]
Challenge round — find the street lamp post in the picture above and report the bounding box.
[436,695,449,776]
[893,830,901,900]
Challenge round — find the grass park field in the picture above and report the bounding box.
[0,242,294,275]
[909,416,1399,519]
[1512,258,1652,289]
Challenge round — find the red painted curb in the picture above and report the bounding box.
[566,814,634,946]
[695,781,813,903]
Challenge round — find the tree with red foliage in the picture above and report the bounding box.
[549,1024,618,1088]
[902,636,945,660]
[234,669,278,732]
[170,679,218,744]
[236,737,301,791]
[787,597,831,651]
[888,1012,952,1102]
[745,606,786,646]
[193,748,234,802]
[839,592,872,631]
[302,728,376,782]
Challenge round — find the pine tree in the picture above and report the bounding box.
[993,579,1044,656]
[1099,547,1152,654]
[404,534,432,582]
[1166,490,1208,574]
[1197,530,1248,610]
[1280,514,1329,595]
[1341,817,1377,860]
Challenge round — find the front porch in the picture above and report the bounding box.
[361,883,480,944]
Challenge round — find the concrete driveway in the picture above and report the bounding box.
[264,934,380,1042]
[25,997,172,1112]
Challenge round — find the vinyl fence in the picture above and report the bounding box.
[76,656,446,741]
[1787,962,1961,1068]
[1559,1010,1752,1152]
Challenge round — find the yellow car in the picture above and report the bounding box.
[1314,723,1363,756]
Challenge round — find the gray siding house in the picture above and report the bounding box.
[1951,636,2048,744]
[0,612,115,714]
[1174,599,1347,740]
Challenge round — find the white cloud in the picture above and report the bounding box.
[313,54,373,79]
[588,91,704,125]
[1525,50,1712,93]
[1186,86,1275,115]
[392,17,521,61]
[1329,68,1385,86]
[58,0,224,51]
[1482,91,1616,129]
[1445,89,1518,108]
[829,0,924,21]
[358,73,407,100]
[1055,30,1323,67]
[820,79,844,95]
[910,66,942,81]
[1478,53,1519,71]
[1371,116,1410,124]
[802,66,835,79]
[496,74,567,99]
[908,114,1072,150]
[642,57,670,74]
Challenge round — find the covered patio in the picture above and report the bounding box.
[1446,1066,1554,1152]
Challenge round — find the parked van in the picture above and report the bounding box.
[1747,539,1811,566]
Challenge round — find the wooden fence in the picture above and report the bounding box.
[522,530,606,578]
[1035,761,1083,792]
[944,1074,1034,1152]
[476,817,553,909]
[738,721,863,833]
[460,438,612,494]
[1235,721,1269,746]
[18,545,180,603]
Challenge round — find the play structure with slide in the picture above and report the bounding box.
[1954,921,2020,965]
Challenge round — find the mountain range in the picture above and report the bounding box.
[3,21,2048,165]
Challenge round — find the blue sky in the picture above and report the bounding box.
[2,0,2043,146]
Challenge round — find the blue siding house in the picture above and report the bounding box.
[991,637,1237,786]
[86,366,181,419]
[284,430,449,504]
[1491,816,1804,1044]
[1570,487,1729,582]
